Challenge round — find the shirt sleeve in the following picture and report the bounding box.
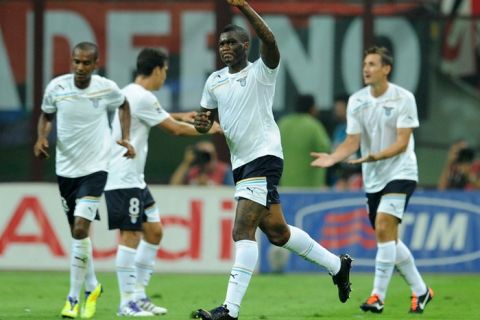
[41,81,57,114]
[136,92,170,127]
[346,97,362,135]
[397,93,420,128]
[200,74,218,109]
[104,79,126,112]
[253,58,279,85]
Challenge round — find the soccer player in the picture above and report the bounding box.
[191,1,352,319]
[311,46,434,314]
[104,48,221,317]
[33,42,135,319]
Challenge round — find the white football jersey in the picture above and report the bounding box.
[346,82,419,192]
[201,59,283,169]
[41,74,125,178]
[105,83,169,190]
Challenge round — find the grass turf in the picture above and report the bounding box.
[0,271,476,319]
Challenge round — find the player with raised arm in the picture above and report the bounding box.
[191,1,352,319]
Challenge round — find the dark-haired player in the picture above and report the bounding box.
[34,41,135,318]
[192,1,352,319]
[104,47,220,316]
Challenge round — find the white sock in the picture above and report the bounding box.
[84,253,98,293]
[395,240,427,296]
[117,245,137,306]
[282,225,340,275]
[68,238,91,301]
[372,241,396,301]
[224,240,258,318]
[134,240,159,300]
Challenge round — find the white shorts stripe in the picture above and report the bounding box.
[235,177,268,206]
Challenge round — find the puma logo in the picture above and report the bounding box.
[74,256,87,263]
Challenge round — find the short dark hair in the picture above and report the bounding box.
[136,48,168,76]
[73,42,99,60]
[364,46,393,68]
[334,93,349,104]
[221,24,249,43]
[295,94,315,113]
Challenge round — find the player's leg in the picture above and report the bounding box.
[58,172,105,318]
[360,195,398,313]
[260,203,352,303]
[134,188,167,315]
[74,171,106,318]
[194,198,264,320]
[194,157,278,320]
[105,188,153,317]
[389,181,433,313]
[361,180,417,313]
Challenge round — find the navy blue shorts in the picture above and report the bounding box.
[233,155,282,208]
[105,187,157,231]
[366,179,416,228]
[57,171,107,225]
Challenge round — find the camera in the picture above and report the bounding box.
[456,147,475,164]
[192,147,212,166]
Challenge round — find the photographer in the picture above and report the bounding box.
[170,140,234,186]
[438,139,480,190]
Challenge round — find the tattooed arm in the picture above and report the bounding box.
[228,0,280,69]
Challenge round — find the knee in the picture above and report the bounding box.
[375,223,393,241]
[232,224,256,241]
[72,225,88,239]
[266,225,290,247]
[143,224,163,244]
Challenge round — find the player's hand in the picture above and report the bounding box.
[208,121,223,135]
[226,0,247,7]
[448,140,467,163]
[183,145,196,165]
[310,152,337,167]
[194,111,212,134]
[348,154,376,164]
[33,138,50,159]
[117,139,136,159]
[180,111,197,123]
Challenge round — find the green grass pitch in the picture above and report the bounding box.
[0,271,477,319]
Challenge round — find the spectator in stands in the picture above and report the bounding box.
[327,94,363,190]
[279,94,331,188]
[169,140,234,186]
[331,93,349,150]
[438,139,480,190]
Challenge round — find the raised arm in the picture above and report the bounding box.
[33,111,55,159]
[116,99,136,158]
[229,0,280,68]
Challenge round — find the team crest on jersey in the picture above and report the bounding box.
[237,77,247,87]
[153,101,162,113]
[89,97,101,108]
[382,106,393,116]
